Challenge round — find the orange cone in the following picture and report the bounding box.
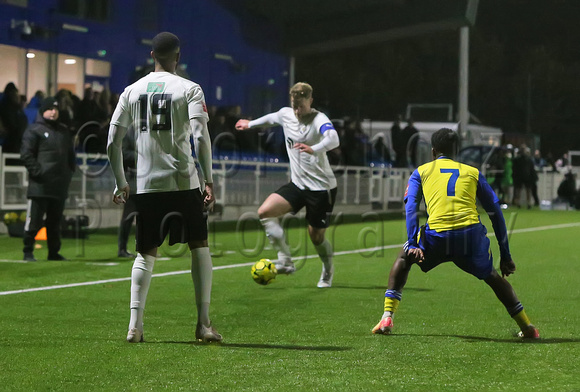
[35,227,47,241]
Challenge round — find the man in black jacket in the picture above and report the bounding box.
[20,97,76,261]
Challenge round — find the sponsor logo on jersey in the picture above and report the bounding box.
[147,82,165,92]
[404,184,409,197]
[202,102,208,113]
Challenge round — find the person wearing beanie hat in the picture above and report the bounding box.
[38,96,58,115]
[20,93,75,262]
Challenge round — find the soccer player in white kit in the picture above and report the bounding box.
[107,32,222,343]
[235,83,340,287]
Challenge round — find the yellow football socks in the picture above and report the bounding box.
[512,309,532,330]
[384,289,402,314]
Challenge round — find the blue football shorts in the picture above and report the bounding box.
[416,223,493,280]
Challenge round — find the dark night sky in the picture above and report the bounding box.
[293,0,580,155]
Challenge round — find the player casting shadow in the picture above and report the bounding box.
[154,341,352,351]
[81,257,131,262]
[292,284,433,292]
[391,334,580,344]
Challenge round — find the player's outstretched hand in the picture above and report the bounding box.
[500,257,516,278]
[203,183,215,212]
[113,183,130,204]
[293,143,313,154]
[235,119,249,131]
[407,248,424,263]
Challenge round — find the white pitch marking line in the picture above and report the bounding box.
[1,222,579,296]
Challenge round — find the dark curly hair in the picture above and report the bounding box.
[431,128,458,157]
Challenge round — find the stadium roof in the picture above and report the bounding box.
[216,0,479,55]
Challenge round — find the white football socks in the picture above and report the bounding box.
[128,253,155,331]
[315,238,333,271]
[260,218,292,263]
[191,247,213,327]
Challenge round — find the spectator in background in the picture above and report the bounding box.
[530,149,544,206]
[498,145,514,205]
[98,88,113,120]
[490,146,505,203]
[77,87,108,127]
[403,118,419,167]
[391,115,404,167]
[27,90,45,109]
[76,87,109,153]
[370,132,391,164]
[524,148,539,207]
[392,116,418,168]
[20,97,76,261]
[555,153,569,172]
[341,118,367,166]
[55,89,76,133]
[512,146,536,208]
[77,87,97,126]
[0,82,28,153]
[545,151,557,172]
[533,149,546,170]
[557,171,577,207]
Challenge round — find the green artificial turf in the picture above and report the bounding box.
[0,209,579,391]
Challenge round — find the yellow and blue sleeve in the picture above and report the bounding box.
[477,172,511,259]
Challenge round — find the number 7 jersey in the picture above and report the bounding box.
[110,71,209,193]
[405,157,482,233]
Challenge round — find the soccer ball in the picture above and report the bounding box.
[251,259,277,285]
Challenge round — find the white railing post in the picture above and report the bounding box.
[254,162,261,205]
[354,169,362,204]
[342,167,348,204]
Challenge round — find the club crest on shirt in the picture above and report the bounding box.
[147,82,165,92]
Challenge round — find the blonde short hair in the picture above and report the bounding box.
[290,82,313,100]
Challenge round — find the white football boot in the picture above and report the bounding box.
[126,328,144,343]
[195,323,223,343]
[317,261,334,288]
[274,258,296,275]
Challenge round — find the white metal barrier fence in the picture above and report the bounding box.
[0,147,573,226]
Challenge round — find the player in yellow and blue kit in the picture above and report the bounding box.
[372,128,539,339]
